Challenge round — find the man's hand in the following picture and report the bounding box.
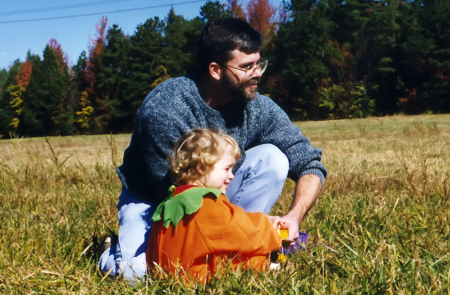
[269,174,323,247]
[268,215,299,247]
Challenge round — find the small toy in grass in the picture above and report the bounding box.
[270,231,308,270]
[278,228,289,240]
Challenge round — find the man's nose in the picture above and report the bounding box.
[251,67,263,79]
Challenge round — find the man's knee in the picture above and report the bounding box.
[250,144,289,181]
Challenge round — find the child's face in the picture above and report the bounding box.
[203,151,236,193]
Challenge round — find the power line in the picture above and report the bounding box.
[0,0,207,24]
[0,0,132,17]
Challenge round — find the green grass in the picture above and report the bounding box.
[1,114,449,294]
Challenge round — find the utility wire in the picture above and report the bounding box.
[0,0,131,16]
[0,0,207,24]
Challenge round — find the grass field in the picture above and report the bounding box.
[1,114,449,294]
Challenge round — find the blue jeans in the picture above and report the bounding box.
[98,144,289,280]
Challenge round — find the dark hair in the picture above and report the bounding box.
[197,18,262,75]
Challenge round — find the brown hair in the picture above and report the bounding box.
[170,128,240,186]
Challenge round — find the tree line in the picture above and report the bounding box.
[0,0,449,138]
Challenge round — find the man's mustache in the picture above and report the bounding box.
[246,77,260,86]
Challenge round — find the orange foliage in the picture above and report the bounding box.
[397,76,417,107]
[49,38,68,72]
[84,16,108,96]
[227,0,246,19]
[330,40,351,58]
[436,70,449,81]
[15,59,33,88]
[246,0,277,39]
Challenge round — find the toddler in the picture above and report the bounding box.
[146,128,282,283]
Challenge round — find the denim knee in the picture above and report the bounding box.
[254,144,289,182]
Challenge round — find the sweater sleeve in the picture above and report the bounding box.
[195,194,281,255]
[255,96,327,185]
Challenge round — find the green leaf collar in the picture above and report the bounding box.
[152,185,223,228]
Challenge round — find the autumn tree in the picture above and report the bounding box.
[246,0,277,41]
[75,91,94,134]
[226,0,246,19]
[49,38,69,73]
[15,58,33,88]
[0,60,21,137]
[6,84,25,132]
[5,58,34,133]
[80,16,108,133]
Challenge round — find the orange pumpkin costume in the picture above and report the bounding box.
[147,185,281,283]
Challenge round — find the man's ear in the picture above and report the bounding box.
[209,62,222,81]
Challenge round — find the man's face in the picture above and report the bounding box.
[221,50,263,103]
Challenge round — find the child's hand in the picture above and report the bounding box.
[267,216,298,247]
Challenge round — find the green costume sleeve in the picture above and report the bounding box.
[152,186,223,228]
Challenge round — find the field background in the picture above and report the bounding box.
[1,114,449,294]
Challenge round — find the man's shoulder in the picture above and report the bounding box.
[248,94,286,116]
[139,76,197,114]
[144,77,195,102]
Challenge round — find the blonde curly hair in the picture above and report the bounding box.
[170,128,241,186]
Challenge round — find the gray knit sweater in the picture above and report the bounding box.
[117,76,327,203]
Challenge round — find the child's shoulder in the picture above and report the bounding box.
[172,185,223,200]
[152,185,225,228]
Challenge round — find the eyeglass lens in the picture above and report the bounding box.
[248,60,268,75]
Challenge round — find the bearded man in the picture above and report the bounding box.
[98,18,327,280]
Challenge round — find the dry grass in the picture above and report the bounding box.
[1,114,449,293]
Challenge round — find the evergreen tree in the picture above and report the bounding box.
[121,17,167,130]
[200,1,232,23]
[0,69,7,93]
[394,0,433,113]
[419,0,450,113]
[264,0,340,119]
[163,9,203,76]
[23,44,71,136]
[97,24,130,132]
[334,0,401,114]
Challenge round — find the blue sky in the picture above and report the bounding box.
[0,0,283,70]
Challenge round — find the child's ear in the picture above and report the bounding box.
[196,162,206,175]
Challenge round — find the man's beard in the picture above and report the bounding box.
[222,73,260,103]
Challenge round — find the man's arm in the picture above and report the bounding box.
[251,95,327,242]
[282,174,322,242]
[268,174,322,244]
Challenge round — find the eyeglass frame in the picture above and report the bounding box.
[222,59,269,77]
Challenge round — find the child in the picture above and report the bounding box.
[146,128,282,283]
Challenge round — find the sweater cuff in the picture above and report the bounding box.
[298,168,326,187]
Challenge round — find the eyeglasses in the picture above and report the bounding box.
[224,60,268,76]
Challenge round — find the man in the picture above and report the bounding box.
[98,18,327,280]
